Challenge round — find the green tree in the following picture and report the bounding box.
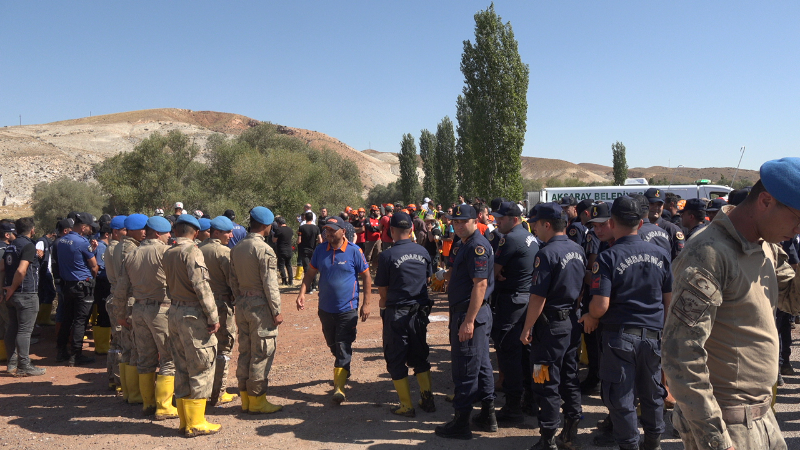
[717,174,730,186]
[32,177,107,231]
[458,4,529,201]
[95,130,203,214]
[435,116,458,205]
[398,133,419,204]
[419,129,437,201]
[455,95,475,198]
[612,141,628,185]
[365,180,421,208]
[732,177,752,190]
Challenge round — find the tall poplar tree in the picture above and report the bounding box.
[612,141,628,185]
[419,129,437,200]
[398,133,418,204]
[435,116,458,205]
[458,3,529,200]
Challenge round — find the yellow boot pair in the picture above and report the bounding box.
[154,375,179,420]
[248,393,283,414]
[332,367,348,404]
[294,266,304,280]
[182,398,221,437]
[390,377,415,417]
[94,327,111,355]
[139,372,158,416]
[125,364,143,404]
[37,304,56,326]
[240,391,249,413]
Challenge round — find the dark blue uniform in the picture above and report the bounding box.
[638,222,671,256]
[565,219,587,247]
[580,228,608,388]
[447,229,495,411]
[529,235,585,432]
[686,222,706,240]
[492,224,538,401]
[93,240,112,328]
[374,239,433,380]
[55,231,96,359]
[776,236,800,370]
[654,217,685,260]
[590,235,672,448]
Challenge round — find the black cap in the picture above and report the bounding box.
[99,214,112,225]
[587,202,611,223]
[390,212,413,229]
[706,198,727,212]
[57,218,74,231]
[490,201,522,218]
[73,212,94,225]
[223,209,236,220]
[558,196,577,207]
[727,188,751,206]
[610,196,642,221]
[576,199,594,215]
[322,216,345,231]
[446,204,477,220]
[679,198,708,213]
[631,194,650,220]
[0,222,16,234]
[490,197,507,212]
[644,188,665,204]
[528,203,565,222]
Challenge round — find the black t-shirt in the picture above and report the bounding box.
[274,226,294,253]
[298,223,320,252]
[423,226,442,257]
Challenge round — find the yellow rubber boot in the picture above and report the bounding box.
[93,327,111,355]
[294,265,304,280]
[37,304,56,326]
[90,304,98,326]
[0,341,6,362]
[139,372,157,415]
[391,378,415,417]
[219,391,238,403]
[332,367,349,404]
[240,391,249,413]
[184,398,221,437]
[119,362,129,400]
[125,364,143,404]
[155,375,179,420]
[176,398,187,435]
[248,393,283,414]
[416,371,436,412]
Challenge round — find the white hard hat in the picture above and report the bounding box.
[154,208,165,216]
[174,202,184,209]
[193,210,203,219]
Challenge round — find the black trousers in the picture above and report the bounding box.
[276,250,293,282]
[92,277,111,327]
[57,279,95,355]
[382,304,431,380]
[318,309,358,372]
[299,249,317,290]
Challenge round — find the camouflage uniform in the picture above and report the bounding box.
[663,205,795,450]
[103,239,121,388]
[163,237,219,399]
[111,237,141,369]
[230,233,282,398]
[114,239,174,375]
[198,238,239,404]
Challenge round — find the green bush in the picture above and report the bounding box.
[32,177,108,232]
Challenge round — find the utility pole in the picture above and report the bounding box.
[731,146,746,187]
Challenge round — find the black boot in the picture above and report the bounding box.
[529,427,557,450]
[580,375,600,394]
[639,433,661,450]
[522,387,538,416]
[471,400,498,432]
[435,409,473,440]
[496,393,525,425]
[556,416,580,449]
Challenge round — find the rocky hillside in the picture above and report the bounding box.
[0,108,759,205]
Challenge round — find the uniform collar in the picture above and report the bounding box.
[714,205,766,255]
[394,239,412,246]
[326,240,349,252]
[247,232,265,242]
[142,238,167,246]
[124,236,142,246]
[547,234,569,243]
[204,238,221,245]
[174,237,195,245]
[614,235,642,245]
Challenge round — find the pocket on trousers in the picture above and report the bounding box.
[549,318,570,337]
[257,326,277,338]
[185,314,218,349]
[598,334,631,383]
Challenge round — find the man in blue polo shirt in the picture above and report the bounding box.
[56,212,99,366]
[296,215,372,404]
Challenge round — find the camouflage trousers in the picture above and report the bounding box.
[673,403,787,450]
[132,299,175,376]
[105,297,122,386]
[168,303,217,399]
[215,296,236,356]
[118,298,139,366]
[235,295,278,397]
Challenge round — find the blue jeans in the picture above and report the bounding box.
[599,328,666,446]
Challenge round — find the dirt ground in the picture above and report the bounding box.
[2,287,799,449]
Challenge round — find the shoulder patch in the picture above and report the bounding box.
[675,231,685,240]
[534,256,540,268]
[499,237,506,246]
[488,233,494,241]
[452,246,459,255]
[569,228,577,236]
[672,289,713,327]
[586,233,592,242]
[591,261,599,274]
[475,245,486,256]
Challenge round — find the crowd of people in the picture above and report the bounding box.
[1,157,799,449]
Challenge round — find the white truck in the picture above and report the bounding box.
[526,184,732,206]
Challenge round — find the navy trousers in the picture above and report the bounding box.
[382,303,431,380]
[450,304,495,411]
[491,291,531,397]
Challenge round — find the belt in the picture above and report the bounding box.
[720,399,771,425]
[134,298,170,306]
[541,309,572,323]
[605,324,661,340]
[449,300,487,315]
[242,290,265,298]
[170,299,198,307]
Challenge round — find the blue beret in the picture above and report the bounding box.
[760,157,800,210]
[529,202,565,222]
[198,218,211,231]
[250,206,275,226]
[110,215,127,230]
[146,216,172,233]
[124,214,148,231]
[210,216,234,232]
[176,214,201,229]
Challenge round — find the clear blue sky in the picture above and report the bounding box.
[2,1,798,171]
